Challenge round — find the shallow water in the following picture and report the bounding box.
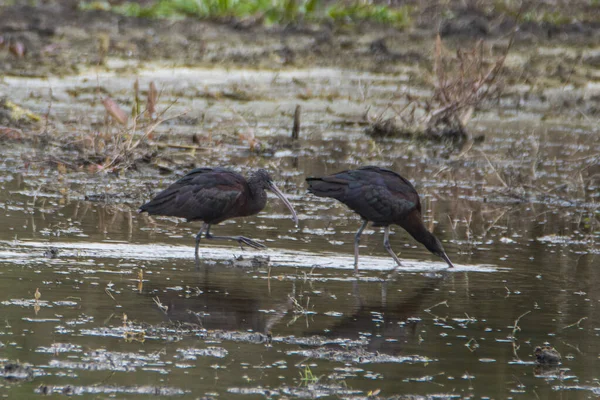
[1,63,599,398]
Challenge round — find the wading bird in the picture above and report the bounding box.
[306,166,454,272]
[140,167,298,267]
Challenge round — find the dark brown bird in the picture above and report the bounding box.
[306,166,454,272]
[140,167,298,267]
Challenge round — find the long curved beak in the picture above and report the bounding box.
[268,182,298,226]
[440,252,455,268]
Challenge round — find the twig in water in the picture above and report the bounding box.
[465,338,479,352]
[479,150,508,188]
[510,310,531,361]
[291,104,301,140]
[511,311,531,339]
[560,317,587,331]
[137,269,143,294]
[105,281,116,302]
[560,341,582,354]
[424,300,449,322]
[425,300,449,312]
[153,296,168,314]
[150,141,210,151]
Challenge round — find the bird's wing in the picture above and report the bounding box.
[307,167,420,221]
[140,168,245,221]
[364,167,422,213]
[306,174,351,198]
[359,166,418,193]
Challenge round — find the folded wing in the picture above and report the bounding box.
[306,166,421,224]
[140,168,245,223]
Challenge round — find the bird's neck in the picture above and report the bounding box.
[402,212,438,253]
[247,178,265,198]
[246,181,268,214]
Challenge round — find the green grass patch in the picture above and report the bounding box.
[79,0,412,28]
[327,2,411,28]
[491,0,580,25]
[520,10,572,25]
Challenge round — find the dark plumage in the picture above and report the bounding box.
[140,167,298,267]
[306,166,454,272]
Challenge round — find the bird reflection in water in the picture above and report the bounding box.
[144,271,445,357]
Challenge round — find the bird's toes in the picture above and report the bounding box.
[249,241,267,249]
[239,237,267,250]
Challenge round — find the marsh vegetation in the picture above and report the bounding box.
[0,0,598,398]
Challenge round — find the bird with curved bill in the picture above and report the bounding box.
[306,166,454,273]
[140,167,298,268]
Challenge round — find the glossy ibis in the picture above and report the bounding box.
[306,166,454,272]
[140,167,298,267]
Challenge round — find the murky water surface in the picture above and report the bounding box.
[0,64,599,398]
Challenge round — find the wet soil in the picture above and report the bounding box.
[0,1,599,399]
[2,1,600,78]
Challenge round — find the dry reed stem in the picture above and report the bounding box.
[102,97,128,126]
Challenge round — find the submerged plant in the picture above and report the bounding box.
[298,365,319,386]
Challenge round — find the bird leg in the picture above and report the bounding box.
[354,219,369,274]
[205,225,267,250]
[195,223,209,269]
[383,226,403,268]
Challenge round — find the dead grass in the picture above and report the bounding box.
[367,32,514,144]
[13,81,186,174]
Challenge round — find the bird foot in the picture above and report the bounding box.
[238,236,267,250]
[205,233,267,250]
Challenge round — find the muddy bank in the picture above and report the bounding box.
[1,1,600,78]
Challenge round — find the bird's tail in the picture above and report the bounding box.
[305,177,346,198]
[138,189,178,215]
